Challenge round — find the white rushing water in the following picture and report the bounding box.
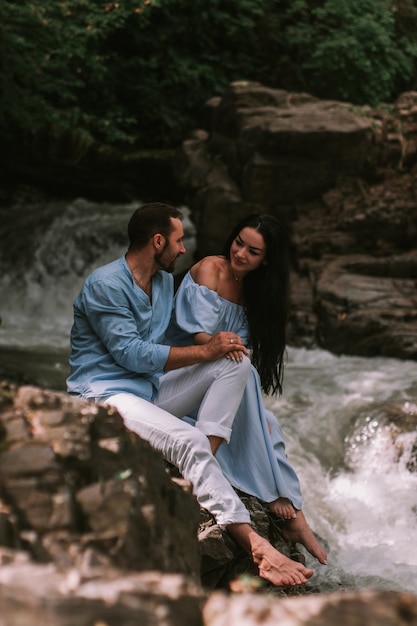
[1,198,416,595]
[267,348,417,594]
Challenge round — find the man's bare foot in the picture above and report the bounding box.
[280,510,327,565]
[251,536,314,587]
[227,523,314,588]
[267,497,297,520]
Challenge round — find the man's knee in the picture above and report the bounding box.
[171,424,212,468]
[240,354,251,376]
[182,424,211,451]
[224,353,251,380]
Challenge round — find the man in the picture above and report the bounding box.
[67,202,313,587]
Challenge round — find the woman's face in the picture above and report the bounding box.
[229,226,267,277]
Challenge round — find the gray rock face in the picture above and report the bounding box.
[0,382,309,593]
[174,81,417,360]
[314,253,417,358]
[211,84,373,205]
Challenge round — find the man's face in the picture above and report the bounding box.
[155,218,186,273]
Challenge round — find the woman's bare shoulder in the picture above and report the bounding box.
[190,255,226,290]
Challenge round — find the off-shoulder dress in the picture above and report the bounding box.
[166,271,302,509]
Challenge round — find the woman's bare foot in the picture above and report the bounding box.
[227,523,314,588]
[280,510,327,565]
[267,497,297,520]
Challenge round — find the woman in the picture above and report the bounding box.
[167,213,327,565]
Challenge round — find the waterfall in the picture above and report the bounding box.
[0,197,196,387]
[1,197,416,595]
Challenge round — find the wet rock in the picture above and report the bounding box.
[344,401,417,473]
[0,381,310,595]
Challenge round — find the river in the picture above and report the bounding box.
[1,197,416,595]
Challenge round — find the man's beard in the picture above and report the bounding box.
[155,247,177,273]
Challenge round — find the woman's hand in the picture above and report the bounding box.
[226,349,245,362]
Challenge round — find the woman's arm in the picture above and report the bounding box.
[194,331,212,345]
[189,259,222,347]
[190,257,246,361]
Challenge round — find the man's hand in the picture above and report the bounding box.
[204,332,248,361]
[164,332,247,371]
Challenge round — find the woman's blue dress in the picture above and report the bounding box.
[166,272,302,509]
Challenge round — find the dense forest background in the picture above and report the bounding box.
[2,0,417,175]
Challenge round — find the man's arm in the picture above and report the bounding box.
[164,331,248,371]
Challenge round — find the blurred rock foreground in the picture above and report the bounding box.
[1,383,417,625]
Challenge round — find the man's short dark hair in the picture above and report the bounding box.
[128,202,183,250]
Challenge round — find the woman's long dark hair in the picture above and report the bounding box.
[223,213,290,396]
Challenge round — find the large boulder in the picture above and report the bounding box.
[210,83,374,205]
[0,559,204,626]
[314,252,417,358]
[0,383,201,576]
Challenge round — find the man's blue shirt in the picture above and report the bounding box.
[66,256,172,401]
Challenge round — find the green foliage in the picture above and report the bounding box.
[0,0,274,147]
[0,1,143,143]
[0,0,417,150]
[265,0,417,105]
[102,0,270,145]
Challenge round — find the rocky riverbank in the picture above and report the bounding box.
[1,381,417,625]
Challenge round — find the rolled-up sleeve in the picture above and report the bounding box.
[82,278,171,374]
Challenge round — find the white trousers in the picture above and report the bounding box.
[156,356,251,442]
[105,358,251,527]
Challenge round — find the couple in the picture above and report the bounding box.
[67,202,326,589]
